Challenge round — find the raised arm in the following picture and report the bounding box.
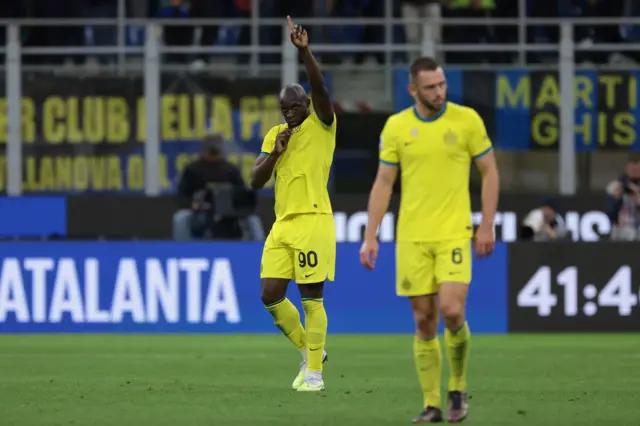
[287,16,334,126]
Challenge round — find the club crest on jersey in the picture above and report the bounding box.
[444,129,458,146]
[402,278,412,290]
[410,129,418,137]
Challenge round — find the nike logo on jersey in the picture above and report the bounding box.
[310,348,320,351]
[405,141,414,146]
[305,273,315,278]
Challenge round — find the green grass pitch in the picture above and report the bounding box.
[0,334,638,426]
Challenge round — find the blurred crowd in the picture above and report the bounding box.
[519,155,640,242]
[0,0,638,65]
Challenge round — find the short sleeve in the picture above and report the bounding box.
[259,126,278,157]
[312,110,337,133]
[379,118,399,166]
[467,109,493,160]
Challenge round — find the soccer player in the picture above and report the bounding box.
[249,16,336,392]
[360,57,499,423]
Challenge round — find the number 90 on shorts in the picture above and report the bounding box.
[395,239,472,296]
[260,213,336,284]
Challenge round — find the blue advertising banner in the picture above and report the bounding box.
[0,242,507,334]
[393,68,640,151]
[0,197,66,238]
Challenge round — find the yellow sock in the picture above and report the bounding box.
[265,298,306,350]
[413,336,442,409]
[445,322,471,391]
[301,298,327,372]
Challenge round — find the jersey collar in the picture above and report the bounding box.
[412,102,447,123]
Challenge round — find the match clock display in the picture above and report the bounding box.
[508,243,640,332]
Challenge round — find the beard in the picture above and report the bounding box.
[417,96,444,113]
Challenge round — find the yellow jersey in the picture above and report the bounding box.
[379,102,492,242]
[260,112,336,222]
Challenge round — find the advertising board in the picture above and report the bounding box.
[508,242,640,332]
[0,242,508,334]
[395,68,640,151]
[63,194,614,241]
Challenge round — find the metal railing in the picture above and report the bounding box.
[4,4,640,195]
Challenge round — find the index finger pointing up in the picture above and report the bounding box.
[287,16,295,32]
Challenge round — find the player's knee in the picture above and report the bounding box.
[260,279,289,306]
[261,292,276,306]
[440,301,464,325]
[414,311,438,336]
[260,287,285,306]
[298,282,324,299]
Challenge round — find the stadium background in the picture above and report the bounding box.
[0,1,639,425]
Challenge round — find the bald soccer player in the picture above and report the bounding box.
[250,16,336,393]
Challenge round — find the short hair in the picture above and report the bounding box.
[280,83,307,101]
[410,57,440,79]
[202,132,224,156]
[627,154,640,164]
[541,197,558,211]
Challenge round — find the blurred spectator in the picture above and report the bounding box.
[520,198,570,242]
[325,0,405,64]
[528,0,559,43]
[527,1,598,64]
[173,133,262,241]
[324,0,366,63]
[24,0,85,65]
[402,0,442,62]
[606,155,640,241]
[191,0,217,65]
[442,0,496,64]
[581,0,639,64]
[85,0,118,65]
[159,0,192,64]
[229,0,252,65]
[190,0,237,67]
[492,0,519,63]
[235,0,252,54]
[355,0,385,65]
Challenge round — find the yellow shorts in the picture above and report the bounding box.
[261,213,336,284]
[396,238,472,296]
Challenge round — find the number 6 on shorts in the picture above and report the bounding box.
[451,248,462,264]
